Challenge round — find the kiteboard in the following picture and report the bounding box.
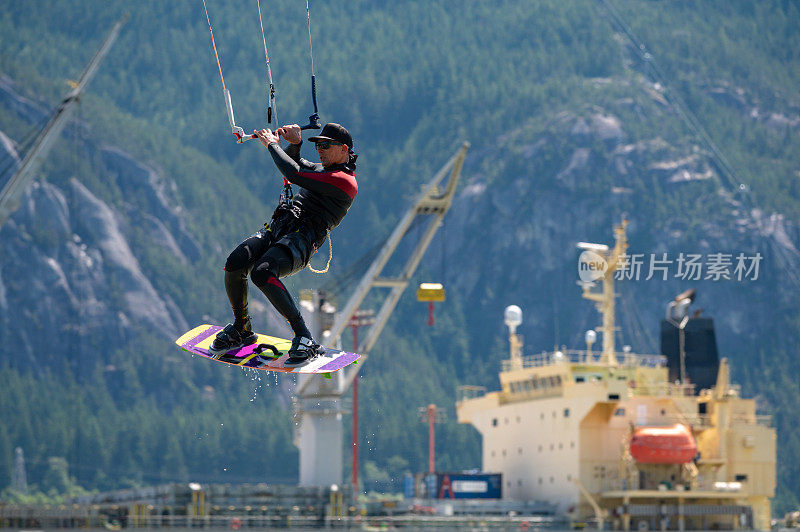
[175,324,359,375]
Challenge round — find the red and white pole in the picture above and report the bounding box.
[352,323,359,495]
[428,404,436,474]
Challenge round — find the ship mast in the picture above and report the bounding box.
[577,219,628,365]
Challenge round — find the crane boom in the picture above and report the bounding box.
[330,141,469,353]
[0,15,127,229]
[299,141,469,396]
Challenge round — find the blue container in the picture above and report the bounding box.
[435,472,502,499]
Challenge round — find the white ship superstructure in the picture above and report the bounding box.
[457,220,776,530]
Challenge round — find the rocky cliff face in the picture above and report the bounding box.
[0,77,200,369]
[444,84,800,372]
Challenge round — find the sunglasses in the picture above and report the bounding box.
[314,141,343,150]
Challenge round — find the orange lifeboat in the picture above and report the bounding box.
[629,424,697,464]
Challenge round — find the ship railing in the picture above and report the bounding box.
[633,413,712,428]
[633,382,697,397]
[503,350,666,372]
[599,479,746,493]
[635,413,772,429]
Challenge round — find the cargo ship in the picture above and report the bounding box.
[456,220,776,530]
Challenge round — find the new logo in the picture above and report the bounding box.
[578,250,607,283]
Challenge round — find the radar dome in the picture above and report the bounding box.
[504,305,522,331]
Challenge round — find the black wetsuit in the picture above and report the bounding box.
[223,141,357,338]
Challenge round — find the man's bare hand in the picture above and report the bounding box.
[276,124,302,145]
[254,128,280,147]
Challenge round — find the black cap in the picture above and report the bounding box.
[309,123,353,150]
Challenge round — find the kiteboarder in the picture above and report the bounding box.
[210,123,357,365]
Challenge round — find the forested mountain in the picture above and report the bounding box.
[1,0,799,513]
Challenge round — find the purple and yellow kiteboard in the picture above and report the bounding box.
[175,324,359,375]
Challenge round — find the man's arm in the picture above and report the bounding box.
[283,142,318,170]
[278,124,317,170]
[255,129,356,199]
[266,141,315,178]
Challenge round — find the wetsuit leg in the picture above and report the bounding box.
[223,227,273,325]
[250,245,311,339]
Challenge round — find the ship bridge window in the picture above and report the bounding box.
[492,418,498,427]
[576,376,585,383]
[735,474,748,482]
[564,408,570,418]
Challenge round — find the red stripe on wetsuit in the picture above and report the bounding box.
[295,170,357,200]
[267,276,287,291]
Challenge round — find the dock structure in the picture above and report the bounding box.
[0,482,565,530]
[1,482,351,529]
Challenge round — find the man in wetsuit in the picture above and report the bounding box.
[209,122,357,366]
